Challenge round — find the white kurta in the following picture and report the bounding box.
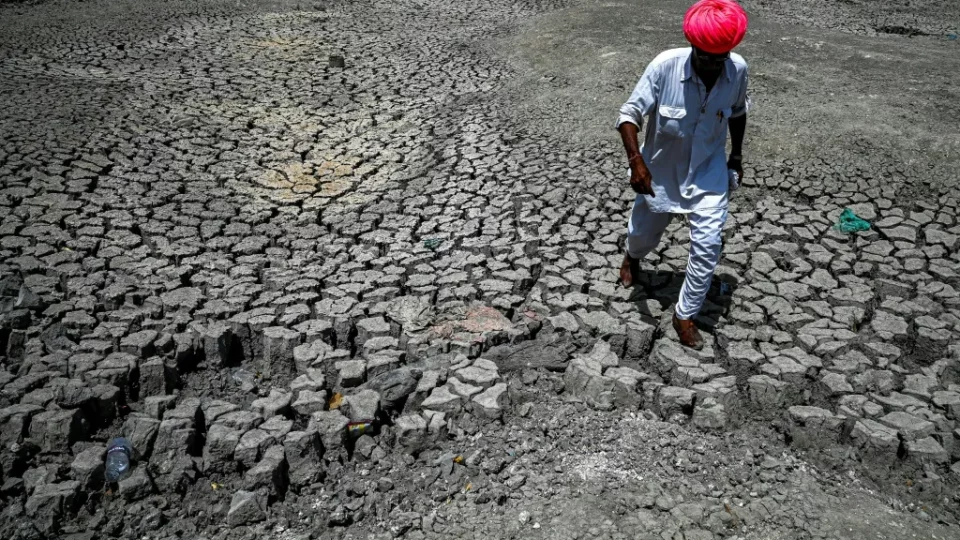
[616,47,750,213]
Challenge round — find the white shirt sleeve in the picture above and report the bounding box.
[730,64,750,118]
[616,60,661,129]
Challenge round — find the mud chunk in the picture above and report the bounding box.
[244,445,287,498]
[308,410,349,460]
[656,386,695,422]
[262,326,301,377]
[0,404,42,446]
[787,406,844,448]
[119,467,155,501]
[343,389,380,422]
[205,423,243,465]
[30,408,88,453]
[470,382,509,420]
[284,430,324,487]
[69,446,104,489]
[227,490,267,527]
[850,419,900,465]
[252,388,292,418]
[367,367,421,412]
[878,411,935,441]
[421,385,464,414]
[24,481,80,534]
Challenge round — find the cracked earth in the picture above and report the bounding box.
[1,0,959,539]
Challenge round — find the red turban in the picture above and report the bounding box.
[683,0,748,55]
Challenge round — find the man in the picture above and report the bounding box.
[616,0,749,350]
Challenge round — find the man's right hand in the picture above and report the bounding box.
[629,157,654,196]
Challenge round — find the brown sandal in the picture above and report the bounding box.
[619,254,641,288]
[672,313,704,350]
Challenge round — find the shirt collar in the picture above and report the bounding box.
[682,48,733,84]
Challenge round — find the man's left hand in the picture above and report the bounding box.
[727,155,744,182]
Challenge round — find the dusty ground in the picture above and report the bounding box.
[1,0,959,539]
[500,0,960,190]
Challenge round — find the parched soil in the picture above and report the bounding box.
[1,0,959,539]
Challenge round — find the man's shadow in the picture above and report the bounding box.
[625,269,738,331]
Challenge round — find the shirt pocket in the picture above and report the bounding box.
[705,106,733,144]
[657,105,687,138]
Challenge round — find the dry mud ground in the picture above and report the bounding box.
[1,0,959,539]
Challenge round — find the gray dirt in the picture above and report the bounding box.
[0,0,959,539]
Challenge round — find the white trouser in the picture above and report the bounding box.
[625,196,727,320]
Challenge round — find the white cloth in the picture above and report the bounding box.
[728,168,740,191]
[616,48,750,213]
[626,195,727,320]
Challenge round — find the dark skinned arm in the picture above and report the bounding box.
[618,122,654,196]
[727,113,746,180]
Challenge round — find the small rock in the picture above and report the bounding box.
[505,474,526,490]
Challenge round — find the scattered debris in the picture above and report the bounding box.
[834,207,872,233]
[346,420,374,439]
[104,437,133,483]
[423,238,443,250]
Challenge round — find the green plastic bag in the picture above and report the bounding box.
[834,208,871,233]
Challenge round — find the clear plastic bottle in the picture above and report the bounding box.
[104,437,133,483]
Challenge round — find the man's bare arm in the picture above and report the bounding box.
[619,122,642,161]
[728,113,746,179]
[619,122,654,196]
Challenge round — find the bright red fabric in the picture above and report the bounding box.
[682,0,748,55]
